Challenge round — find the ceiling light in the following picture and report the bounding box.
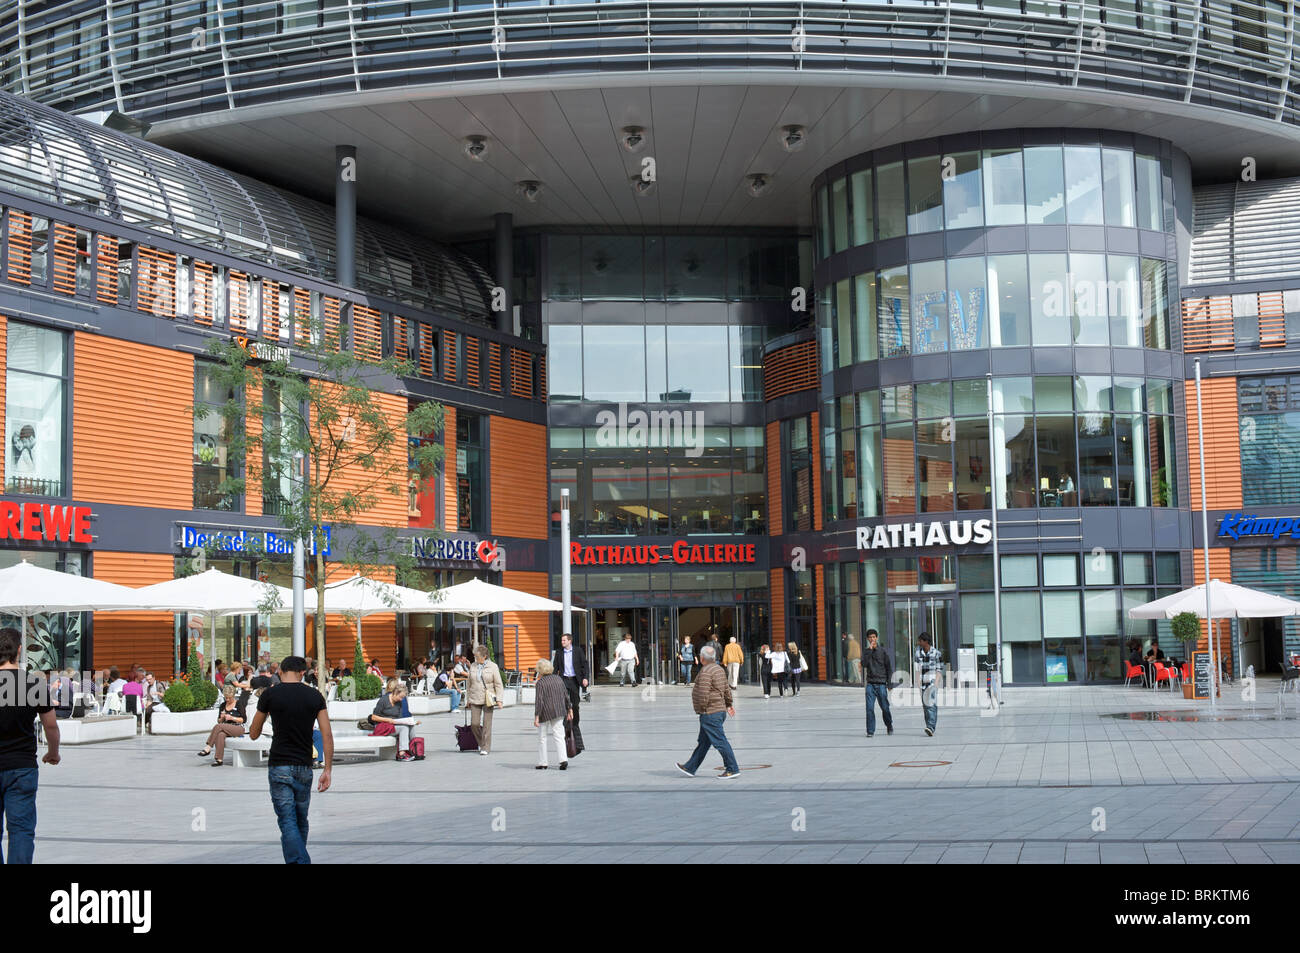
[620,126,647,153]
[780,125,807,152]
[463,135,488,161]
[630,174,655,197]
[516,180,542,202]
[746,173,772,197]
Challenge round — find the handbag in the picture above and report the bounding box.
[479,663,497,707]
[565,728,578,759]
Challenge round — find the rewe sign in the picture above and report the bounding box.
[0,501,92,543]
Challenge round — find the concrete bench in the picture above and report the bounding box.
[407,694,452,715]
[224,733,397,767]
[54,715,137,745]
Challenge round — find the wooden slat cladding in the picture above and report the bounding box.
[811,410,823,532]
[91,552,176,674]
[465,337,481,387]
[5,210,32,285]
[763,339,818,400]
[96,236,118,303]
[52,223,77,295]
[322,295,342,347]
[1259,290,1286,347]
[443,406,458,531]
[442,329,458,382]
[261,280,282,341]
[813,565,826,679]
[489,416,547,538]
[312,388,409,529]
[294,287,312,344]
[765,421,783,532]
[488,341,502,392]
[1184,378,1243,510]
[501,570,552,669]
[73,334,194,507]
[137,246,177,318]
[1182,296,1234,352]
[510,348,534,398]
[351,303,383,363]
[419,325,435,378]
[245,379,263,518]
[393,315,410,362]
[770,569,786,649]
[194,260,216,326]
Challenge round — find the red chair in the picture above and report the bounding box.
[1123,661,1145,688]
[1181,662,1191,684]
[1153,661,1176,692]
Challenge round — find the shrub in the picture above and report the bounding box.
[184,642,219,709]
[161,682,194,713]
[1171,611,1201,645]
[338,637,382,701]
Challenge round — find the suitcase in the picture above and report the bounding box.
[455,709,478,751]
[409,736,425,760]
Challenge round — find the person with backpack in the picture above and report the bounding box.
[678,636,696,685]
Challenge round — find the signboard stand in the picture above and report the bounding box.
[1192,650,1214,700]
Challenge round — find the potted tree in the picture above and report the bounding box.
[327,637,384,720]
[1171,611,1200,698]
[152,644,222,734]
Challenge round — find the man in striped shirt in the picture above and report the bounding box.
[914,633,942,737]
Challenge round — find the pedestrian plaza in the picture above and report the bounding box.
[31,681,1300,864]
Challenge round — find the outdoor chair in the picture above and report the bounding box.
[1123,661,1145,688]
[1281,662,1299,694]
[1152,662,1176,692]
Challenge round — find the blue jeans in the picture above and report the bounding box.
[680,664,693,685]
[268,765,313,864]
[865,683,893,734]
[0,767,38,864]
[922,683,938,732]
[436,687,462,710]
[682,711,739,775]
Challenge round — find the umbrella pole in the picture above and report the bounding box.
[1195,360,1218,713]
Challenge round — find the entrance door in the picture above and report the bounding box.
[890,596,954,682]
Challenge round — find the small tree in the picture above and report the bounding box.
[1171,611,1201,647]
[186,642,218,710]
[339,636,383,702]
[197,311,444,670]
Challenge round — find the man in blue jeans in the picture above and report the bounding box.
[250,656,333,864]
[0,628,61,864]
[674,645,740,779]
[914,632,942,737]
[862,629,894,738]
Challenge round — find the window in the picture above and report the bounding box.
[786,417,814,531]
[850,170,874,246]
[194,363,237,510]
[879,266,910,358]
[1064,147,1104,224]
[948,256,987,350]
[982,149,1025,226]
[1030,254,1070,346]
[456,412,487,533]
[1136,154,1163,231]
[584,325,646,402]
[832,178,850,253]
[877,163,906,239]
[1024,146,1066,225]
[943,152,983,229]
[907,156,944,234]
[5,323,67,497]
[910,260,948,354]
[988,254,1030,347]
[1102,148,1136,227]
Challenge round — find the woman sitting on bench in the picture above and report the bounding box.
[197,683,248,765]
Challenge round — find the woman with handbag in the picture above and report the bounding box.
[465,644,504,757]
[787,642,805,696]
[532,658,573,770]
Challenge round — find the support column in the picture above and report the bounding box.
[493,211,513,333]
[335,145,357,288]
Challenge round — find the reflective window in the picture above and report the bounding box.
[877,162,906,239]
[1136,154,1163,231]
[729,326,764,402]
[548,235,581,298]
[879,266,910,358]
[1102,148,1136,227]
[582,236,643,299]
[1070,253,1109,346]
[982,148,1025,226]
[943,151,983,229]
[1108,255,1142,347]
[948,256,987,350]
[584,325,646,402]
[832,178,850,253]
[547,325,582,402]
[854,274,878,362]
[1024,146,1066,225]
[835,279,853,368]
[5,323,66,498]
[1063,146,1104,224]
[851,169,874,245]
[907,156,944,234]
[989,254,1031,347]
[1030,253,1070,345]
[911,260,948,353]
[665,237,725,299]
[1001,554,1038,587]
[665,326,729,402]
[194,362,236,511]
[1044,554,1079,586]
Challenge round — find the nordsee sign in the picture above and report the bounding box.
[180,526,331,556]
[1217,513,1300,541]
[856,519,993,551]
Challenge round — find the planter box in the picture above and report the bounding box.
[520,686,536,705]
[1182,683,1194,699]
[408,694,452,715]
[151,709,218,735]
[328,699,380,721]
[58,715,137,745]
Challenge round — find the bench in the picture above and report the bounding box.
[51,715,137,745]
[224,733,397,767]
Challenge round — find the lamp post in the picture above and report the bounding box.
[561,488,573,638]
[291,450,306,658]
[986,373,1003,704]
[1194,359,1219,713]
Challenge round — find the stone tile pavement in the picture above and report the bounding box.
[26,677,1300,863]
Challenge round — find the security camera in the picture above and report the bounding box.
[463,136,488,161]
[780,125,807,152]
[630,174,655,196]
[516,180,542,202]
[746,173,772,197]
[620,126,647,153]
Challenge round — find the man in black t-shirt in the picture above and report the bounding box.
[0,628,60,864]
[249,656,332,864]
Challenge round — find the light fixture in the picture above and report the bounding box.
[780,125,806,152]
[620,126,647,152]
[516,180,542,202]
[630,174,655,197]
[463,135,488,161]
[746,173,772,197]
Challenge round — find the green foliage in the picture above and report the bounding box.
[184,642,219,709]
[161,682,195,713]
[1171,611,1201,644]
[353,637,365,675]
[338,637,382,701]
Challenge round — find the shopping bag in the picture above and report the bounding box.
[605,661,618,675]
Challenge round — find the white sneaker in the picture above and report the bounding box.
[478,749,489,756]
[764,694,770,699]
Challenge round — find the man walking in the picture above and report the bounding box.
[914,632,942,737]
[551,633,588,726]
[249,656,333,863]
[0,628,59,863]
[613,633,639,687]
[862,629,894,737]
[722,637,744,689]
[674,646,740,779]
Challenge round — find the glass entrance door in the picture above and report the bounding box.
[890,596,954,683]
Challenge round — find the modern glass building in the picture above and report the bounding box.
[4,0,1300,683]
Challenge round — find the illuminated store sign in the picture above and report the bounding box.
[571,541,757,566]
[180,525,331,556]
[856,519,992,551]
[0,501,93,543]
[409,536,501,564]
[1217,513,1300,542]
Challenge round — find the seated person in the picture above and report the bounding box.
[106,666,126,696]
[1144,639,1168,684]
[51,669,76,718]
[249,664,275,691]
[428,662,462,711]
[121,673,145,714]
[383,678,412,718]
[1127,639,1149,687]
[330,658,351,680]
[370,685,420,762]
[451,654,470,692]
[367,658,384,678]
[196,682,248,765]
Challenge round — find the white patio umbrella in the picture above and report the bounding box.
[316,574,442,666]
[1127,579,1300,619]
[130,569,297,680]
[427,578,585,668]
[0,560,143,668]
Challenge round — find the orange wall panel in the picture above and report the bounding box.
[811,410,823,532]
[501,570,551,671]
[489,416,547,538]
[813,564,826,679]
[770,568,786,650]
[310,388,409,529]
[91,552,176,675]
[765,421,783,533]
[1184,379,1242,510]
[443,406,458,531]
[73,334,193,507]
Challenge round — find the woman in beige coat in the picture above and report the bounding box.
[465,644,504,756]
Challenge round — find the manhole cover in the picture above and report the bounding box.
[889,760,951,768]
[712,764,772,772]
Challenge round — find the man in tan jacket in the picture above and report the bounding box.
[722,637,744,689]
[675,646,740,779]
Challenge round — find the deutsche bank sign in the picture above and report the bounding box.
[180,525,331,556]
[856,519,993,552]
